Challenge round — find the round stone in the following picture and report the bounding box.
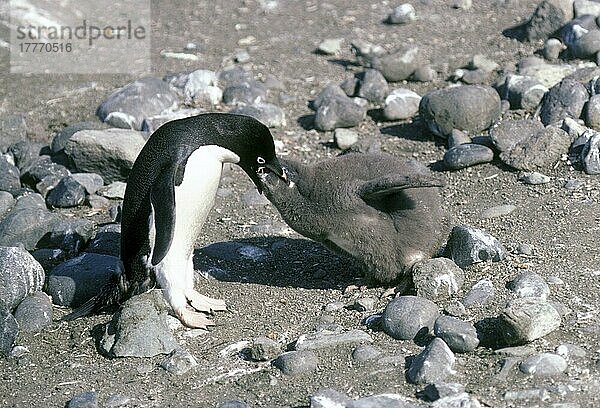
[382,295,439,340]
[444,143,494,170]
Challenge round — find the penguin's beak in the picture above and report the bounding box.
[265,162,288,184]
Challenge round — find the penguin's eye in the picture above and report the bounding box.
[257,156,266,165]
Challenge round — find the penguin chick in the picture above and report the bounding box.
[64,113,286,328]
[259,152,449,284]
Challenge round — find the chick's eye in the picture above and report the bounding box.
[257,156,266,165]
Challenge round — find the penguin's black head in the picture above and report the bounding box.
[225,114,287,193]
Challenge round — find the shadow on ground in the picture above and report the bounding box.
[194,236,361,290]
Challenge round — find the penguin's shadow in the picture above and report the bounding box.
[380,120,442,144]
[193,236,360,290]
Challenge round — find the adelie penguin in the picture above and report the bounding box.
[258,152,450,285]
[64,113,286,328]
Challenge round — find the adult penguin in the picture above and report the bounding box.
[258,152,449,285]
[64,113,287,328]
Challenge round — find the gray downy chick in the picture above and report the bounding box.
[259,152,450,285]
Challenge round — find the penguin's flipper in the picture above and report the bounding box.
[358,174,444,201]
[150,164,179,266]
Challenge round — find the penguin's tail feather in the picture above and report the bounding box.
[61,271,128,322]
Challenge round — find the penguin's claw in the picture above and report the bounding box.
[176,308,215,329]
[186,290,227,313]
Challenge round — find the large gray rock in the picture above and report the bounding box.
[444,225,506,268]
[47,252,121,307]
[314,94,367,131]
[100,291,178,358]
[490,119,545,153]
[539,79,589,126]
[0,157,21,194]
[37,218,95,254]
[419,85,501,137]
[519,353,568,376]
[357,69,389,103]
[434,315,479,353]
[46,176,87,208]
[20,156,70,188]
[498,297,561,346]
[500,126,571,171]
[0,246,45,311]
[273,350,319,376]
[407,338,456,384]
[13,291,53,332]
[507,272,550,300]
[96,77,179,130]
[369,46,420,82]
[51,121,107,154]
[382,295,439,340]
[383,88,421,120]
[0,194,58,250]
[230,103,286,128]
[64,128,146,183]
[526,0,574,41]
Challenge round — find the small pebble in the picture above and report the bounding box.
[248,337,281,361]
[516,243,533,255]
[352,297,376,312]
[160,349,198,375]
[104,395,131,408]
[555,343,587,359]
[444,300,466,317]
[448,129,472,149]
[444,225,507,268]
[480,204,516,219]
[351,344,382,362]
[387,4,417,24]
[334,128,359,150]
[273,350,318,376]
[423,382,465,401]
[317,38,343,55]
[519,353,568,376]
[444,143,494,170]
[407,338,456,384]
[434,315,479,353]
[462,279,495,308]
[68,391,98,408]
[412,258,464,302]
[519,171,550,185]
[507,271,550,299]
[13,291,53,332]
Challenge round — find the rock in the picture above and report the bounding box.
[222,81,266,105]
[0,246,45,311]
[490,119,544,153]
[569,28,600,59]
[38,218,95,255]
[348,394,420,407]
[351,40,387,66]
[334,128,359,150]
[310,388,351,408]
[471,54,499,73]
[481,204,517,219]
[434,315,479,353]
[518,61,576,88]
[0,197,58,250]
[519,171,551,184]
[97,181,127,200]
[218,401,250,408]
[494,345,536,357]
[352,297,377,312]
[500,126,571,171]
[520,353,568,376]
[294,329,372,350]
[455,68,488,85]
[497,75,548,111]
[64,128,146,183]
[141,108,205,134]
[412,64,437,82]
[388,4,417,24]
[580,131,600,174]
[419,85,501,138]
[230,103,286,128]
[444,300,466,317]
[20,156,70,188]
[313,88,367,131]
[357,69,389,103]
[543,38,565,60]
[160,348,198,375]
[448,129,472,148]
[498,297,562,346]
[507,272,550,299]
[462,279,495,307]
[101,291,178,358]
[0,309,18,357]
[0,115,27,153]
[51,122,106,154]
[412,258,464,302]
[35,174,62,198]
[67,391,98,408]
[218,66,253,88]
[352,344,382,362]
[96,77,179,130]
[585,94,600,131]
[103,395,131,408]
[539,79,589,126]
[0,157,21,193]
[452,0,472,9]
[273,350,318,375]
[423,382,465,401]
[317,38,343,55]
[47,252,121,307]
[556,343,587,359]
[382,295,439,340]
[525,0,574,41]
[87,194,112,210]
[0,191,14,219]
[369,46,420,82]
[183,69,220,104]
[71,173,104,195]
[85,223,121,257]
[574,0,600,16]
[444,225,506,268]
[13,291,52,332]
[407,338,456,384]
[46,176,86,208]
[383,88,421,120]
[247,337,281,361]
[444,144,494,170]
[431,393,481,408]
[503,388,551,401]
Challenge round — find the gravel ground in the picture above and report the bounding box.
[1,1,600,407]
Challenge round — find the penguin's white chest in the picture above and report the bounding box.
[150,145,240,262]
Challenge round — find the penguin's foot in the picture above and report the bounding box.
[176,308,215,329]
[186,289,227,313]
